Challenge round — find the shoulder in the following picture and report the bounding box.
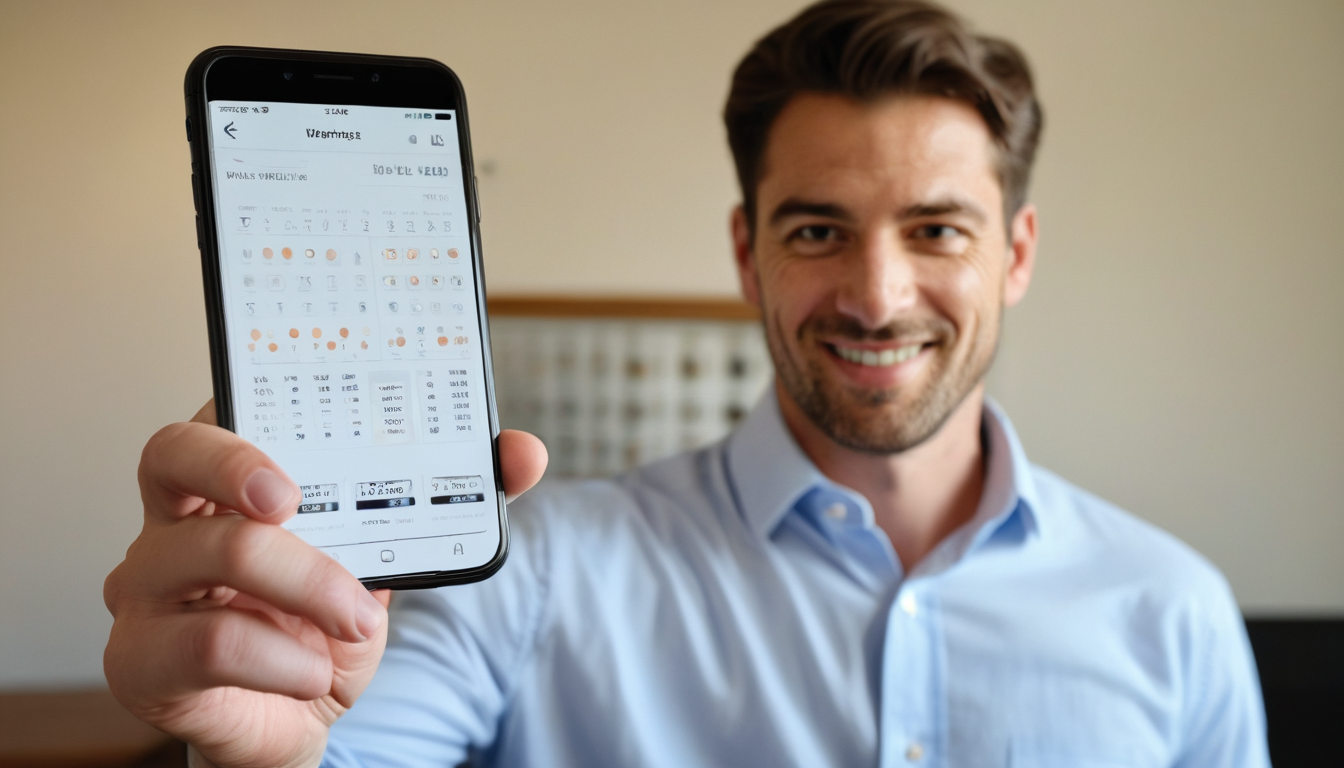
[1029,464,1238,618]
[482,445,743,637]
[1024,465,1260,713]
[1025,467,1266,755]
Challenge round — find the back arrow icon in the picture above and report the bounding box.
[223,122,237,139]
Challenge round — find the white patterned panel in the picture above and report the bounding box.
[490,317,773,478]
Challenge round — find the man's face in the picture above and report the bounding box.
[733,93,1036,454]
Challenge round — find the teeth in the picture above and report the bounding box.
[835,343,922,367]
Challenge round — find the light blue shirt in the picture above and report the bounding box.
[325,392,1268,768]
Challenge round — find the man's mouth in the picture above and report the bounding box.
[826,341,928,368]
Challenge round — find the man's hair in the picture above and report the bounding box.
[724,0,1043,232]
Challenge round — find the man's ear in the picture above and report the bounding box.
[731,205,761,309]
[1003,203,1038,308]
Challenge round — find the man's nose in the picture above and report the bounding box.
[833,233,917,329]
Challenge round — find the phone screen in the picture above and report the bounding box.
[202,99,501,581]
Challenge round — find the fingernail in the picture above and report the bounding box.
[243,469,292,517]
[355,589,384,640]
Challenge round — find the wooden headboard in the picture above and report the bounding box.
[486,295,772,478]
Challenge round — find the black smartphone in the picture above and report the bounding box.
[185,47,507,589]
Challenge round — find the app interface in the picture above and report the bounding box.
[204,100,500,579]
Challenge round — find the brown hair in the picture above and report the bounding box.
[724,0,1043,232]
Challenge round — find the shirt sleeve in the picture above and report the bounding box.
[321,496,554,768]
[1171,574,1271,768]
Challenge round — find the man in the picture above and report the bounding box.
[104,1,1269,766]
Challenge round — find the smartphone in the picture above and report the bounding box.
[184,47,507,589]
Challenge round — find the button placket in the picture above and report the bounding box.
[879,584,943,768]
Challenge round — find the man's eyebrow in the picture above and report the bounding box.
[899,197,989,225]
[768,199,855,226]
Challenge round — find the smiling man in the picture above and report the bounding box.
[735,91,1028,571]
[105,1,1269,766]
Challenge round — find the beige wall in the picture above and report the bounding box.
[1,0,1340,688]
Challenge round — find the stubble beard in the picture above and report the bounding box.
[765,305,1000,455]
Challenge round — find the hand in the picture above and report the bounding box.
[104,401,548,768]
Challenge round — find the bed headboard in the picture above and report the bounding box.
[487,296,773,478]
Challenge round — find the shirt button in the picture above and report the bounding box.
[905,742,924,762]
[824,502,847,521]
[899,592,918,617]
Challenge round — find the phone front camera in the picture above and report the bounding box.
[283,71,293,80]
[371,73,380,82]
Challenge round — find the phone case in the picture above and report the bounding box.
[184,47,508,590]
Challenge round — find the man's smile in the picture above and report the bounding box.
[814,336,943,391]
[824,340,930,367]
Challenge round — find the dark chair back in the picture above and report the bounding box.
[1244,617,1344,767]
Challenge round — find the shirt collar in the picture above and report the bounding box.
[981,396,1043,538]
[922,396,1044,574]
[726,386,830,539]
[726,388,1045,543]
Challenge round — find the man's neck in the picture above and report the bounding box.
[776,381,987,572]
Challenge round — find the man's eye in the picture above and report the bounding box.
[914,224,961,239]
[793,225,836,242]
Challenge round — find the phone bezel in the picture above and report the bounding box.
[185,46,508,590]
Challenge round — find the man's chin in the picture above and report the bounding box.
[795,366,986,455]
[803,395,940,455]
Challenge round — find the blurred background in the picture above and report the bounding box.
[1,0,1341,761]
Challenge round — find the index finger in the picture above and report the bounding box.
[499,429,548,503]
[139,419,300,524]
